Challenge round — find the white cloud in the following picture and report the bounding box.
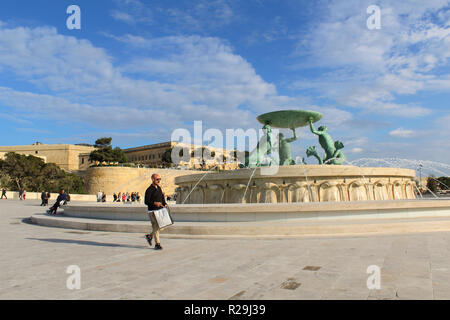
[111,0,153,24]
[110,11,135,24]
[389,127,415,138]
[0,23,352,140]
[350,147,364,154]
[292,0,449,118]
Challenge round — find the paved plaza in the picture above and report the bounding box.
[1,199,450,300]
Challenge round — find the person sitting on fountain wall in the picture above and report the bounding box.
[144,174,168,250]
[47,189,68,215]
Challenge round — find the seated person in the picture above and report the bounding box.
[47,189,68,215]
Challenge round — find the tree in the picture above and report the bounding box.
[437,177,450,190]
[95,137,112,148]
[162,148,173,165]
[426,176,438,193]
[89,137,128,163]
[0,152,85,193]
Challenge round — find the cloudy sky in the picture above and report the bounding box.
[0,0,449,166]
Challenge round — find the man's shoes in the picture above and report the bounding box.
[155,243,163,250]
[145,234,153,246]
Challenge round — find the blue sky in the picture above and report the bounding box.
[0,0,449,166]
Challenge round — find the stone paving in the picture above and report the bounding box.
[1,199,450,300]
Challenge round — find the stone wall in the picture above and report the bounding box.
[1,191,97,202]
[175,165,417,204]
[83,166,204,197]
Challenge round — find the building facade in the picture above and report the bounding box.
[0,143,96,171]
[122,141,240,170]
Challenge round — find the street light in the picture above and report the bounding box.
[418,164,423,190]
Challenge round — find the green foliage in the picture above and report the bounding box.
[0,152,85,193]
[162,148,173,164]
[89,137,128,163]
[95,137,112,148]
[437,177,450,190]
[426,176,439,193]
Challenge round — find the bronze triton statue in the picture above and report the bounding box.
[306,118,346,165]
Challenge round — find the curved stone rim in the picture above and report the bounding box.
[256,110,323,128]
[174,165,416,184]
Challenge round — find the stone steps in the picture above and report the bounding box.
[30,213,450,239]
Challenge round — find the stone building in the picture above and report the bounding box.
[0,142,96,171]
[121,141,240,170]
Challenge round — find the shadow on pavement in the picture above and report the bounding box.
[26,237,149,249]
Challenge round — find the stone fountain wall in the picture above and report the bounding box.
[174,165,417,204]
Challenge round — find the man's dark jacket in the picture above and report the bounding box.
[144,184,167,211]
[56,193,68,204]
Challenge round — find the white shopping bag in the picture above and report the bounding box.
[152,207,174,229]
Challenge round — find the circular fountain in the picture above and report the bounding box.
[175,165,417,205]
[31,110,450,237]
[175,109,417,205]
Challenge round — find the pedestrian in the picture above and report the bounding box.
[19,189,23,200]
[113,193,117,202]
[23,189,26,200]
[102,192,106,202]
[136,192,141,203]
[144,174,168,250]
[46,192,51,206]
[47,189,68,215]
[40,191,48,206]
[97,190,103,202]
[122,192,126,203]
[1,188,7,199]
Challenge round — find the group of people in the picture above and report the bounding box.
[113,192,141,203]
[35,174,171,251]
[96,191,107,202]
[0,188,27,200]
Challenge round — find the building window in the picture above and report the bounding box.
[35,151,38,154]
[81,158,85,164]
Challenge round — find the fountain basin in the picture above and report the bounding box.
[174,165,417,204]
[59,199,450,223]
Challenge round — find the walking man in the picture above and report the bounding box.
[144,174,167,250]
[40,191,48,206]
[1,188,7,199]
